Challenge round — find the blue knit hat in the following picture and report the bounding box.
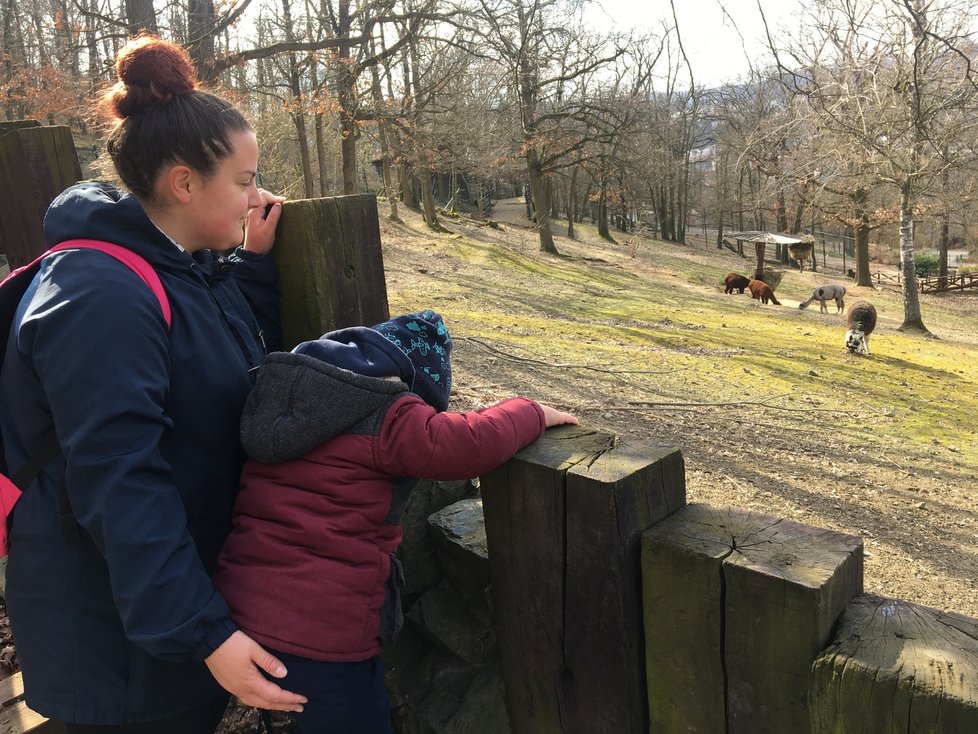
[372,310,452,412]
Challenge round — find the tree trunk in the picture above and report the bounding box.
[315,114,329,196]
[853,188,873,286]
[791,199,805,235]
[646,182,660,240]
[337,0,358,194]
[280,0,313,196]
[754,242,766,280]
[597,189,610,240]
[401,164,418,209]
[291,110,315,198]
[187,0,215,81]
[370,31,399,220]
[567,166,578,240]
[898,0,930,334]
[310,55,329,197]
[526,150,558,254]
[898,178,928,333]
[776,190,789,232]
[125,0,158,36]
[548,175,559,221]
[419,170,440,229]
[939,212,949,289]
[777,192,789,264]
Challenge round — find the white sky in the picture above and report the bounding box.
[593,0,805,87]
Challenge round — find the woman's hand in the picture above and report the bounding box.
[243,189,287,254]
[540,404,579,427]
[204,631,306,712]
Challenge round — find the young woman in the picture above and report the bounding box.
[0,36,305,732]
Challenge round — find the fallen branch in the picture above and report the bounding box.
[881,454,913,477]
[571,394,855,414]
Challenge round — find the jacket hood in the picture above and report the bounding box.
[292,326,415,385]
[43,182,196,272]
[241,350,410,463]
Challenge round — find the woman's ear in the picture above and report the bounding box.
[163,164,195,205]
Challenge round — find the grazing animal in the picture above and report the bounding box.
[724,272,751,294]
[799,284,846,314]
[747,279,781,305]
[845,300,877,355]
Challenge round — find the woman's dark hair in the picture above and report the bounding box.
[98,35,251,201]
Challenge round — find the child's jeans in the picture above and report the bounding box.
[266,649,392,734]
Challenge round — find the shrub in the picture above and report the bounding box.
[915,251,940,277]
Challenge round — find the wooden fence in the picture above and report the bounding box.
[0,122,81,269]
[481,427,686,733]
[918,270,978,293]
[870,269,978,293]
[482,426,978,733]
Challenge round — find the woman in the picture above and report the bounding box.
[0,35,305,732]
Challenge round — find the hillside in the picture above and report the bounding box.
[378,199,978,620]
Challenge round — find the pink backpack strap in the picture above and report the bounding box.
[48,239,171,329]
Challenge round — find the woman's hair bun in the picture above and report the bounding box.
[106,35,199,118]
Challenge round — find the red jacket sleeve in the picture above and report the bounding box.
[374,396,547,480]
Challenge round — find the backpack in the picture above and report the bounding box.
[0,239,171,555]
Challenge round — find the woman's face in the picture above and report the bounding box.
[184,130,263,252]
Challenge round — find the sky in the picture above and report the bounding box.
[595,0,805,87]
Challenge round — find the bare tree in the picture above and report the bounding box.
[471,0,628,254]
[769,0,978,332]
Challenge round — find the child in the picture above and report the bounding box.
[213,310,577,733]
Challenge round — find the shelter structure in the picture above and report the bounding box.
[725,231,810,278]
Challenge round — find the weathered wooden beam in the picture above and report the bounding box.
[0,125,82,268]
[809,594,978,733]
[0,121,40,135]
[481,426,686,734]
[642,504,863,734]
[272,195,390,349]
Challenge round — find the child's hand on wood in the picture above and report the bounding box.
[540,404,579,427]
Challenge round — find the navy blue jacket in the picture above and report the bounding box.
[0,182,278,725]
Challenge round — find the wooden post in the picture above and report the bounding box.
[272,195,390,349]
[0,121,41,135]
[480,425,686,734]
[641,504,863,734]
[809,594,978,733]
[0,124,82,268]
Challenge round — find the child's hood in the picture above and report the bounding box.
[241,328,412,463]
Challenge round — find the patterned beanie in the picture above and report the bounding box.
[372,310,453,412]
